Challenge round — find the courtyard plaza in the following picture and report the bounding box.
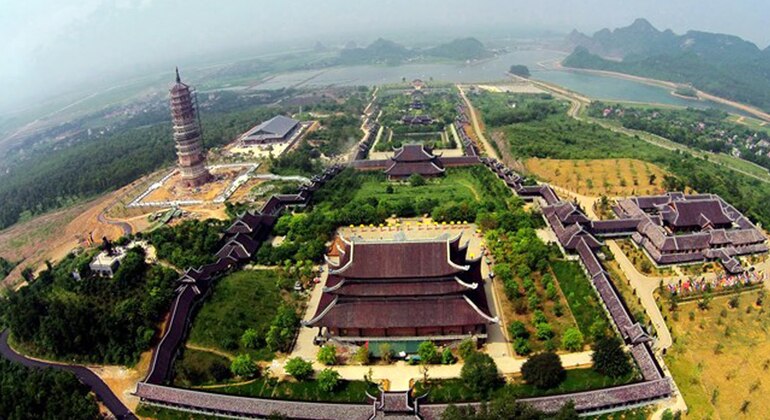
[283,220,593,391]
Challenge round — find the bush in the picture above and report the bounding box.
[513,338,531,356]
[561,327,584,351]
[460,352,501,397]
[521,352,566,389]
[379,343,393,363]
[285,357,314,381]
[317,345,337,365]
[354,346,370,365]
[230,354,259,379]
[240,328,260,349]
[458,339,477,360]
[409,173,426,187]
[508,321,529,339]
[316,368,341,392]
[441,348,456,365]
[532,310,547,325]
[418,341,439,364]
[535,323,554,340]
[592,336,632,378]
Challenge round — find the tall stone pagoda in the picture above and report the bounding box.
[169,67,212,187]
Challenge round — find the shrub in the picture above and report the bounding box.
[317,368,341,392]
[521,352,566,389]
[460,352,501,397]
[561,327,584,351]
[532,310,547,325]
[230,354,259,379]
[285,357,313,381]
[354,346,370,365]
[409,173,426,187]
[441,348,456,365]
[458,339,476,360]
[240,328,260,349]
[508,321,529,339]
[535,323,554,340]
[418,341,439,364]
[514,338,531,356]
[545,283,558,301]
[379,343,393,363]
[317,345,337,365]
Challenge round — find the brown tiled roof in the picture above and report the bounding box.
[307,295,494,329]
[332,240,466,279]
[661,199,732,228]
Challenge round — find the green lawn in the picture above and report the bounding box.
[352,168,484,206]
[216,377,379,403]
[173,349,233,387]
[187,270,290,360]
[417,368,636,403]
[550,260,610,342]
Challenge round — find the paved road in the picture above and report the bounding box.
[0,330,137,420]
[97,209,133,236]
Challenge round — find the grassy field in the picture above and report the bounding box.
[352,168,484,206]
[417,367,636,403]
[136,404,224,420]
[524,158,669,196]
[662,290,770,419]
[550,260,611,342]
[172,349,233,387]
[187,270,292,360]
[216,377,378,403]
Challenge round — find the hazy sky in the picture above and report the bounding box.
[2,0,769,113]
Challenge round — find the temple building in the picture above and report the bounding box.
[384,144,445,179]
[543,192,768,274]
[303,234,498,344]
[240,115,301,146]
[170,68,212,187]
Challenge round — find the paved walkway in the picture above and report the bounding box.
[457,84,499,160]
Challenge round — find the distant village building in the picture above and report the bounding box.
[241,115,301,146]
[170,68,212,187]
[304,234,497,343]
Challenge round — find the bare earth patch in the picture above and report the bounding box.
[524,158,669,197]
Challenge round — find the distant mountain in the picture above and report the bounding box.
[563,18,770,111]
[338,37,490,65]
[425,37,490,60]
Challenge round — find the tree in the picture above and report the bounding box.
[317,368,341,392]
[592,336,632,378]
[317,345,337,365]
[460,352,501,397]
[561,327,584,351]
[285,357,314,381]
[441,347,456,364]
[409,173,426,187]
[418,341,439,364]
[230,354,259,379]
[240,328,260,349]
[521,352,566,389]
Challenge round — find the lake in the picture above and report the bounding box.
[253,49,746,114]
